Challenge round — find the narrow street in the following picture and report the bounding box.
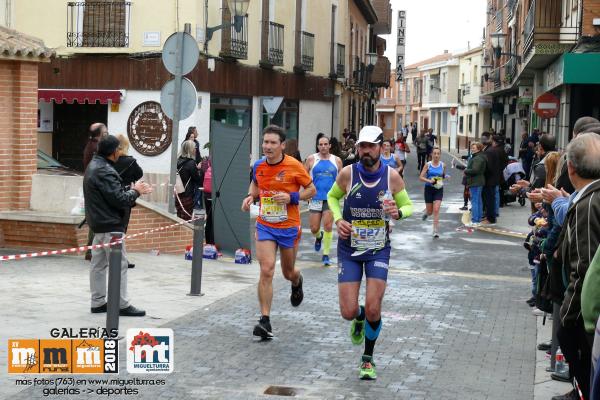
[6,153,537,400]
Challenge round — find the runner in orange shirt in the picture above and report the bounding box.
[242,125,316,339]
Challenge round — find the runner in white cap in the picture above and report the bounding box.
[327,126,413,380]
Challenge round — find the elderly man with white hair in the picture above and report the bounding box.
[550,133,600,400]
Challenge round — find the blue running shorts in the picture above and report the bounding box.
[337,248,390,283]
[256,222,301,249]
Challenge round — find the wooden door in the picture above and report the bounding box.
[53,102,108,171]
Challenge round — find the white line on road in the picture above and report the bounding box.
[461,237,520,246]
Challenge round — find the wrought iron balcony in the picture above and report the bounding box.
[220,15,248,60]
[495,8,503,32]
[67,1,131,47]
[351,56,369,90]
[268,22,284,66]
[336,43,345,78]
[504,56,518,85]
[507,0,517,21]
[523,0,580,60]
[300,31,314,72]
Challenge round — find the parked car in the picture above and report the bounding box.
[37,150,80,176]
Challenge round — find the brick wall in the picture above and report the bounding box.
[0,60,38,212]
[0,204,193,255]
[582,0,600,37]
[125,206,193,254]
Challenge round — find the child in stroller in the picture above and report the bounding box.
[502,157,527,206]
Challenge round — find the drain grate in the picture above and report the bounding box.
[264,386,298,396]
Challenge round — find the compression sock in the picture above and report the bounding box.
[364,318,382,357]
[322,231,333,255]
[356,305,365,321]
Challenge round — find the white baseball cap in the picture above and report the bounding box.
[356,126,383,145]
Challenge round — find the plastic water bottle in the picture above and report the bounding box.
[555,348,569,376]
[382,190,394,222]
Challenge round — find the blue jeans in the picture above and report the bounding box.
[469,186,483,223]
[495,185,500,217]
[530,265,538,297]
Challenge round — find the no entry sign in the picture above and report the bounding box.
[534,92,560,119]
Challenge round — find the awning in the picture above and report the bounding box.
[38,89,121,104]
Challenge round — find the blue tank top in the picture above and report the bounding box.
[339,163,391,256]
[425,161,444,187]
[380,154,398,169]
[310,154,338,200]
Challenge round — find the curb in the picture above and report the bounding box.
[459,211,528,239]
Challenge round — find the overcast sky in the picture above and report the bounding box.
[382,0,487,67]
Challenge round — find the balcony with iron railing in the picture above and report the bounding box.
[523,0,580,60]
[504,55,518,85]
[261,21,284,67]
[67,1,131,47]
[300,31,314,72]
[220,15,248,60]
[495,8,503,32]
[336,44,345,78]
[351,56,369,90]
[507,0,517,21]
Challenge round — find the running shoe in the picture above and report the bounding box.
[459,206,468,211]
[322,255,331,266]
[350,318,365,345]
[253,319,273,340]
[359,355,377,380]
[421,213,428,221]
[314,231,323,252]
[290,274,304,307]
[433,231,439,239]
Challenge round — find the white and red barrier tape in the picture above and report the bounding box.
[0,216,201,262]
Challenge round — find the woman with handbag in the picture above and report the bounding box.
[175,140,203,220]
[114,134,144,268]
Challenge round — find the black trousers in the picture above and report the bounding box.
[482,186,497,223]
[417,152,427,171]
[203,193,214,245]
[557,317,594,399]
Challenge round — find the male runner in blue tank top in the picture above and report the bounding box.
[305,136,343,266]
[327,126,413,380]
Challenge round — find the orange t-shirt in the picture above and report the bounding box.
[252,155,312,228]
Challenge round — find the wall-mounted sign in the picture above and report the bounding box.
[518,86,533,105]
[143,32,161,47]
[479,95,493,109]
[127,101,172,156]
[395,10,406,82]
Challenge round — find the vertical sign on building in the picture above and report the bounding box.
[396,10,406,82]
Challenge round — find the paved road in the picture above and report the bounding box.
[7,152,536,399]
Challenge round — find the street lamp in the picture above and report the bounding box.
[206,0,250,42]
[481,64,493,82]
[489,32,521,63]
[366,52,378,67]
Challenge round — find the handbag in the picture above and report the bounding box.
[175,166,189,195]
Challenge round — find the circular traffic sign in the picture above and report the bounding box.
[534,92,560,119]
[161,32,199,76]
[160,77,198,120]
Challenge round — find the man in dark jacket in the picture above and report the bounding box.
[492,135,508,210]
[555,117,600,195]
[82,123,108,171]
[84,135,152,317]
[554,133,600,400]
[481,132,500,225]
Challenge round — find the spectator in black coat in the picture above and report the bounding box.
[481,132,501,225]
[185,126,202,164]
[114,134,144,269]
[175,140,203,220]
